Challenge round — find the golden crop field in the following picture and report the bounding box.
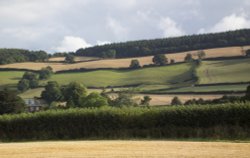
[0,141,249,158]
[48,56,100,62]
[1,46,249,72]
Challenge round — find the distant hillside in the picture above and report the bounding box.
[76,29,250,58]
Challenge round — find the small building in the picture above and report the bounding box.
[24,98,47,112]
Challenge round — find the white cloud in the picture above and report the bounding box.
[106,17,129,40]
[158,17,185,37]
[199,14,250,33]
[55,36,92,52]
[97,40,111,46]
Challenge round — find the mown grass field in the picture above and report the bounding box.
[197,58,250,84]
[0,141,249,158]
[0,46,249,72]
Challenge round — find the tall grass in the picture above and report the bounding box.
[0,102,250,141]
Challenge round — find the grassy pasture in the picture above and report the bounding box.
[0,141,249,158]
[0,46,249,72]
[197,58,250,84]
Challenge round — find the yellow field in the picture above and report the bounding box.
[1,46,249,72]
[0,141,249,158]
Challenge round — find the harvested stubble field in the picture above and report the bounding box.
[0,141,249,158]
[0,46,249,72]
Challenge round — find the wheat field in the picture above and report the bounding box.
[1,46,249,72]
[0,141,249,158]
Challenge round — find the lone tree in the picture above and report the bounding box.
[129,59,141,69]
[184,53,193,62]
[65,54,75,63]
[140,96,152,106]
[197,50,206,60]
[0,89,25,114]
[153,54,168,66]
[171,96,182,106]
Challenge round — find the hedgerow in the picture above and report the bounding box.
[0,102,250,141]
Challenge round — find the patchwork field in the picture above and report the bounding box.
[0,141,249,158]
[0,46,249,72]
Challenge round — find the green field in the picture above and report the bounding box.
[0,71,24,89]
[197,58,250,84]
[48,64,193,87]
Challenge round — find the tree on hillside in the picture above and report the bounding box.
[140,96,152,106]
[197,50,206,60]
[129,59,141,69]
[171,96,182,106]
[184,53,193,62]
[41,81,63,103]
[62,82,87,107]
[65,54,75,63]
[152,54,168,66]
[0,89,25,114]
[39,66,53,80]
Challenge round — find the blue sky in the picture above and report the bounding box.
[0,0,250,53]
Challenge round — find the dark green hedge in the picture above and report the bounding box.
[0,103,250,141]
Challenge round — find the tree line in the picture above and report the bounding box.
[75,29,250,58]
[0,49,48,65]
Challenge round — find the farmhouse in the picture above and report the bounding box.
[24,98,47,112]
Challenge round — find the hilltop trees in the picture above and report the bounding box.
[129,59,141,69]
[0,89,25,114]
[0,49,48,65]
[75,29,250,58]
[153,54,168,66]
[101,49,116,58]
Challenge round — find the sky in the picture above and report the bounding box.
[0,0,250,53]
